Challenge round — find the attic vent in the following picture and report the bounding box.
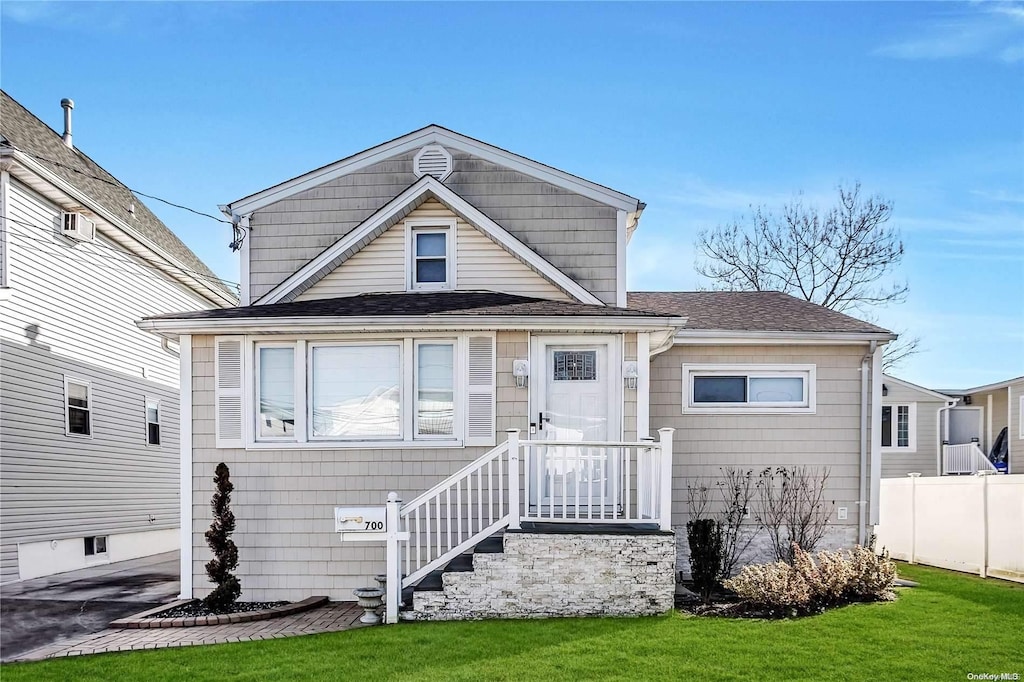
[414,145,453,181]
[61,212,96,242]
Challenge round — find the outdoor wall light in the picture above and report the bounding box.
[623,361,639,390]
[513,359,530,389]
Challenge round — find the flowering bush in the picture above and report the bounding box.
[723,543,896,615]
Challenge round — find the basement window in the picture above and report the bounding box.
[85,535,107,556]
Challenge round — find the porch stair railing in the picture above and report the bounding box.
[942,442,997,475]
[383,427,674,622]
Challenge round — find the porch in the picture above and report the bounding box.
[942,442,999,475]
[372,428,676,622]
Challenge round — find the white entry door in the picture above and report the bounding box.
[530,337,621,510]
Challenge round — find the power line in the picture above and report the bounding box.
[0,214,240,294]
[3,144,235,225]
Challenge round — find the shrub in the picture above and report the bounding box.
[686,519,723,604]
[723,543,897,615]
[204,462,241,611]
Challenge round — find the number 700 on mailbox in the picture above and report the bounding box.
[334,506,387,533]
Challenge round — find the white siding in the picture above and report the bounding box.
[295,199,570,301]
[0,178,211,582]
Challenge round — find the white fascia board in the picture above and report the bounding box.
[137,314,686,340]
[2,149,236,308]
[615,210,627,308]
[257,176,604,306]
[882,374,958,403]
[958,375,1024,395]
[226,126,641,215]
[673,329,898,345]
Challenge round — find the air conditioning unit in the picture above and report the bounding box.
[62,212,96,242]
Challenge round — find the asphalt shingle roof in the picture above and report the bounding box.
[628,291,892,334]
[0,91,235,302]
[145,291,673,321]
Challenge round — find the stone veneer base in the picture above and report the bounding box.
[110,596,329,629]
[405,531,676,621]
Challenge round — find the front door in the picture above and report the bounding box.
[530,336,621,510]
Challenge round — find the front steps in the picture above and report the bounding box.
[401,526,675,621]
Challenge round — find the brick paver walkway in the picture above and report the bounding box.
[15,602,366,661]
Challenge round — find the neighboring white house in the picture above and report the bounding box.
[935,376,1023,476]
[0,92,236,582]
[879,374,956,478]
[140,126,896,620]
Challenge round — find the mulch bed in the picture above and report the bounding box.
[151,601,288,619]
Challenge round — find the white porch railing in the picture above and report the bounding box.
[383,427,674,622]
[943,442,997,475]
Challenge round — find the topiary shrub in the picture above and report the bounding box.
[686,518,724,604]
[203,462,241,611]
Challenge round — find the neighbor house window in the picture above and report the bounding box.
[256,344,295,438]
[64,377,92,436]
[407,219,455,290]
[415,342,455,437]
[881,403,916,451]
[310,343,401,439]
[683,365,815,413]
[84,535,107,556]
[146,398,161,445]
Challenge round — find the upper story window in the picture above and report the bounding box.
[64,376,92,436]
[881,403,916,451]
[682,364,816,414]
[146,398,161,445]
[407,218,456,291]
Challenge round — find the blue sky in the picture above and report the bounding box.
[2,1,1022,388]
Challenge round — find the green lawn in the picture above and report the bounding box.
[5,564,1021,681]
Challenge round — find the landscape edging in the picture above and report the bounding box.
[110,596,329,629]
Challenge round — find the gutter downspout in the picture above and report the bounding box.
[936,398,960,475]
[161,337,179,357]
[858,340,876,546]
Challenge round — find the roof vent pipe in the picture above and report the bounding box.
[61,98,74,149]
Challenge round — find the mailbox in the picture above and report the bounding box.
[335,506,387,533]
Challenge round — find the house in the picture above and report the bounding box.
[139,126,896,619]
[935,376,1023,475]
[0,92,237,583]
[878,374,957,478]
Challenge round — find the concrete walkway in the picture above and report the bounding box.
[15,602,366,661]
[1,551,179,662]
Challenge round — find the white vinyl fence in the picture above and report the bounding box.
[876,473,1024,583]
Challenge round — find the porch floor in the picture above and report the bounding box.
[517,521,669,535]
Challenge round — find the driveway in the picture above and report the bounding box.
[0,551,179,662]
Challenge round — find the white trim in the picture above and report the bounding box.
[254,341,299,442]
[413,339,459,440]
[1019,392,1023,440]
[140,313,681,339]
[63,375,93,438]
[239,214,251,306]
[882,373,955,402]
[1,169,10,288]
[869,344,883,525]
[255,176,602,306]
[957,375,1024,395]
[681,364,817,414]
[413,144,453,182]
[615,210,627,307]
[178,335,193,599]
[987,393,994,452]
[529,334,623,442]
[405,218,457,291]
[227,126,640,215]
[636,332,650,439]
[145,396,161,446]
[880,402,918,453]
[674,330,897,344]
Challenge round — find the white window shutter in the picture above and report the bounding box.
[215,337,243,448]
[465,335,496,446]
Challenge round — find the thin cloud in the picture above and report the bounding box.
[874,2,1024,62]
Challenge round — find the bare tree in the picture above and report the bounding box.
[754,466,834,563]
[718,468,757,579]
[695,183,918,365]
